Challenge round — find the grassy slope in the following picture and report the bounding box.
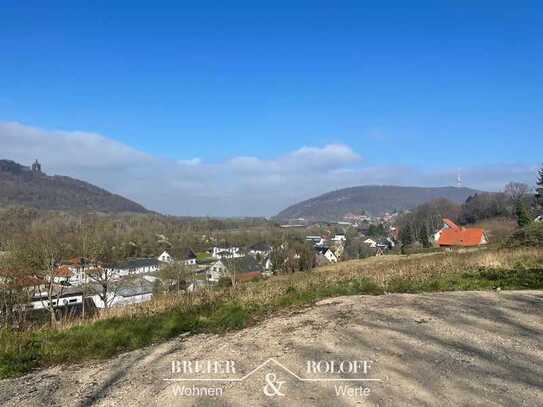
[1,247,543,378]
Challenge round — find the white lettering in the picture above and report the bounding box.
[171,385,224,397]
[334,385,371,397]
[306,360,374,375]
[170,360,237,375]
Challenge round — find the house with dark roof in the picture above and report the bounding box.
[159,249,198,266]
[90,276,156,308]
[206,256,263,283]
[247,242,273,257]
[158,250,174,263]
[211,246,243,259]
[31,286,84,310]
[177,248,198,265]
[315,247,338,263]
[116,258,161,276]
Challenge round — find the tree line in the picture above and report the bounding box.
[397,165,543,248]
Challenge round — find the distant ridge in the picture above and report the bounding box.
[276,185,481,221]
[0,159,149,213]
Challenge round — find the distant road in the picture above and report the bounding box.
[2,290,543,406]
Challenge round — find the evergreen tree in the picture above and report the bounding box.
[400,223,414,249]
[515,201,532,228]
[419,224,431,248]
[536,164,543,209]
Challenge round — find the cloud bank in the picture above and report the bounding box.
[0,122,538,217]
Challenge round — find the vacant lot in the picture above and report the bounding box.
[1,290,542,406]
[1,247,542,379]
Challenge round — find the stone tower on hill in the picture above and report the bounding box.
[31,159,42,174]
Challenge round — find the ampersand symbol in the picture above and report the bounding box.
[263,373,286,397]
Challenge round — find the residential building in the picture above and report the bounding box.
[247,242,273,257]
[263,257,273,275]
[316,247,338,263]
[30,286,84,310]
[436,219,488,248]
[158,249,197,266]
[211,246,243,259]
[364,238,378,248]
[206,256,263,283]
[115,258,161,277]
[90,276,155,308]
[177,248,198,265]
[306,236,326,247]
[52,265,77,285]
[158,250,174,263]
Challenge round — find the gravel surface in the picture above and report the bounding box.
[2,290,543,406]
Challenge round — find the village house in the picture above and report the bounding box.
[364,238,378,248]
[90,276,156,308]
[306,236,326,247]
[315,247,338,263]
[30,286,84,310]
[158,250,174,263]
[331,234,346,243]
[206,256,263,283]
[247,242,273,257]
[211,246,244,259]
[52,265,78,285]
[177,248,198,265]
[436,219,488,248]
[263,256,273,275]
[114,258,161,277]
[158,249,197,266]
[59,256,162,286]
[330,245,344,260]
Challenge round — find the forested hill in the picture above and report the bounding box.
[276,185,481,221]
[0,160,150,213]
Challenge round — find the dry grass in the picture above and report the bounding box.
[70,246,543,327]
[2,246,542,378]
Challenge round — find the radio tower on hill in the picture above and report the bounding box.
[456,169,463,188]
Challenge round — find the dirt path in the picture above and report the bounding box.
[2,290,543,406]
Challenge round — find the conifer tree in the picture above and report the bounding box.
[536,164,543,209]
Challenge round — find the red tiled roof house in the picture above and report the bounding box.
[436,219,488,248]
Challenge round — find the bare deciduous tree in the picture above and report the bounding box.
[160,262,189,293]
[504,182,530,202]
[14,224,70,326]
[85,230,123,309]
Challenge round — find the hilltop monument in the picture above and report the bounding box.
[31,159,42,174]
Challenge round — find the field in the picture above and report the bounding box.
[1,246,542,379]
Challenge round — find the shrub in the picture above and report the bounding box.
[0,330,40,378]
[506,222,543,247]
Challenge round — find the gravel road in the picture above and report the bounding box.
[2,290,543,406]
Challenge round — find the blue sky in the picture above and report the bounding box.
[0,1,542,215]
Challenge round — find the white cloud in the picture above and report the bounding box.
[0,122,538,217]
[0,122,151,171]
[178,158,202,166]
[289,144,360,166]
